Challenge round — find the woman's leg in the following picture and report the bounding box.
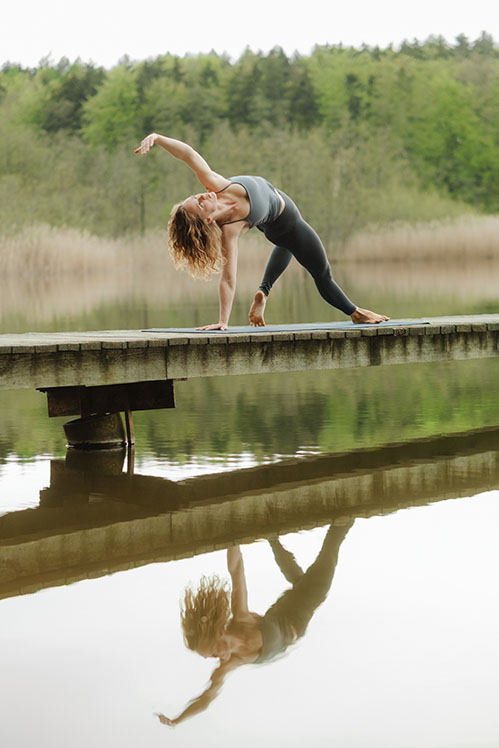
[269,537,304,585]
[250,193,388,324]
[252,212,356,320]
[258,245,294,297]
[249,246,292,326]
[283,219,357,315]
[265,521,354,637]
[290,226,389,321]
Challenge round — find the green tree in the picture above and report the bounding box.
[82,66,139,148]
[225,48,263,128]
[41,62,105,133]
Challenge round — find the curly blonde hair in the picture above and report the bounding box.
[168,203,224,280]
[181,575,232,653]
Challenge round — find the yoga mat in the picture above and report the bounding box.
[144,319,429,334]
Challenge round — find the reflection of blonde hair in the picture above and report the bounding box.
[168,203,224,280]
[181,575,231,652]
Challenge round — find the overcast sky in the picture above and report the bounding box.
[2,0,499,69]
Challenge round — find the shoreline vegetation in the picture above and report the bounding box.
[342,214,499,262]
[1,222,498,326]
[1,35,499,244]
[1,215,498,281]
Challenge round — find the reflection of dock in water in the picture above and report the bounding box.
[1,426,498,599]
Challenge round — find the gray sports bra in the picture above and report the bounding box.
[254,610,297,664]
[217,175,283,229]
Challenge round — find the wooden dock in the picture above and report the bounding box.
[1,314,498,391]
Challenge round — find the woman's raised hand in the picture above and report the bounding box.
[134,133,159,155]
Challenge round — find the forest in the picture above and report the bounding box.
[1,33,499,244]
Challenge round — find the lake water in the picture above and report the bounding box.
[0,257,498,747]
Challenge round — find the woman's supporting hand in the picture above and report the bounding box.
[134,133,159,155]
[196,323,228,331]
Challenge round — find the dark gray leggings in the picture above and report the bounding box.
[268,521,354,638]
[258,192,357,316]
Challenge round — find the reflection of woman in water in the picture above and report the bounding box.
[135,133,389,330]
[156,521,353,726]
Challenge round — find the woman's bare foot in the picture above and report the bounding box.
[249,290,267,326]
[351,307,390,324]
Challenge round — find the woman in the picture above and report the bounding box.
[135,133,389,330]
[156,521,353,726]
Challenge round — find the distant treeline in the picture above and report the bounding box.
[1,33,498,241]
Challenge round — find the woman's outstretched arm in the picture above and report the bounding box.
[134,133,229,192]
[155,659,239,727]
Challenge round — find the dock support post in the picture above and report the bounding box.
[124,409,135,448]
[39,380,175,450]
[63,412,126,449]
